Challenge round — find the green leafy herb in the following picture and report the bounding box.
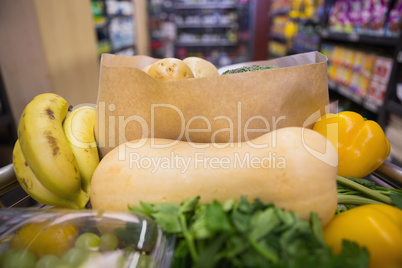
[131,202,182,233]
[390,192,402,208]
[222,65,278,75]
[131,197,369,268]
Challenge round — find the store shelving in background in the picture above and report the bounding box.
[268,0,323,58]
[379,32,402,165]
[147,0,168,59]
[174,0,251,67]
[268,0,402,165]
[321,42,394,115]
[91,0,136,56]
[321,0,402,164]
[148,0,253,68]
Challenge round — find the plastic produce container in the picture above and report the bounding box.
[0,208,175,268]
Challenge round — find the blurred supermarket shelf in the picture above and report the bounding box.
[328,80,382,114]
[91,0,136,56]
[321,30,399,47]
[176,23,238,29]
[268,0,402,137]
[173,2,238,10]
[176,41,238,47]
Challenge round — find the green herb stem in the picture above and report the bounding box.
[337,176,392,204]
[337,190,361,195]
[179,214,199,262]
[338,195,385,205]
[375,186,402,195]
[376,190,394,196]
[247,237,278,263]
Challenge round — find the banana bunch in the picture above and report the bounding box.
[12,93,99,209]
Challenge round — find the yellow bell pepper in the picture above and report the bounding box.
[313,111,390,178]
[324,204,402,268]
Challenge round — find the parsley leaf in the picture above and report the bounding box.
[390,192,402,209]
[131,197,369,267]
[131,202,182,233]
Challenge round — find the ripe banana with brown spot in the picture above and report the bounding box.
[13,140,88,209]
[17,93,87,205]
[63,105,99,194]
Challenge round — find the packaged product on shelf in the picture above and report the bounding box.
[226,29,237,43]
[328,63,337,81]
[270,0,291,14]
[369,0,390,36]
[304,0,321,19]
[361,0,373,34]
[320,43,335,76]
[344,66,354,86]
[351,72,372,96]
[348,0,362,33]
[344,48,356,68]
[91,1,104,17]
[352,51,364,72]
[91,2,107,28]
[385,0,402,37]
[364,56,392,105]
[366,79,388,105]
[320,43,335,60]
[202,13,219,25]
[288,0,323,20]
[359,73,372,96]
[349,72,361,94]
[283,20,298,40]
[331,46,347,66]
[271,15,288,37]
[106,0,133,15]
[372,56,393,84]
[328,0,398,36]
[219,12,237,25]
[268,41,287,57]
[361,54,377,78]
[292,24,320,52]
[322,43,384,99]
[289,0,302,18]
[97,40,112,55]
[109,17,135,51]
[328,0,351,33]
[333,64,352,86]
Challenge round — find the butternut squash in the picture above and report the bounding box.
[90,127,338,226]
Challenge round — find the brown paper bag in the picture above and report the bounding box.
[95,51,329,157]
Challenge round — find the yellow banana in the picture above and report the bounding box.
[18,93,84,201]
[13,140,89,209]
[63,105,99,194]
